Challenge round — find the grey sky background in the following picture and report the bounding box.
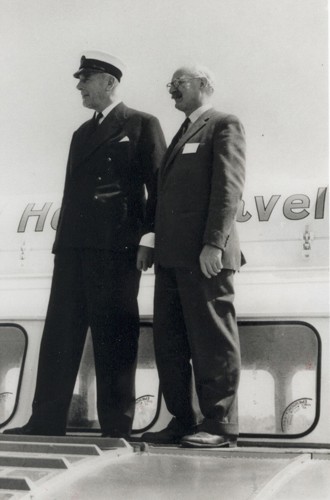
[0,0,328,198]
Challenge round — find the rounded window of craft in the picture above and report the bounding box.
[0,324,27,427]
[238,321,320,437]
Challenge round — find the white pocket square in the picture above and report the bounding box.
[119,136,130,142]
[182,143,199,154]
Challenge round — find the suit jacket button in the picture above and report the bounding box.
[94,195,98,200]
[107,157,112,162]
[97,176,102,181]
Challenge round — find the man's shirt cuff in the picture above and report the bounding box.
[139,232,155,248]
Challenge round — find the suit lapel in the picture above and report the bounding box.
[162,109,213,176]
[71,102,128,169]
[90,103,127,148]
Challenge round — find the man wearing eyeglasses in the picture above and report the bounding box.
[142,65,246,448]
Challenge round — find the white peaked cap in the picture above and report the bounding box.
[73,50,126,81]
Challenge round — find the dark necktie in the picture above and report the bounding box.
[176,117,190,141]
[90,112,104,134]
[95,112,104,126]
[166,117,191,158]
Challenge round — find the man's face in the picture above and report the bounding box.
[168,69,203,116]
[76,72,110,112]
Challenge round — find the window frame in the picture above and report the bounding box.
[68,319,163,435]
[237,320,322,439]
[0,322,28,429]
[0,320,321,439]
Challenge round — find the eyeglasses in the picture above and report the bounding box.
[166,77,201,89]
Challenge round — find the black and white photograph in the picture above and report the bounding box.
[0,0,329,498]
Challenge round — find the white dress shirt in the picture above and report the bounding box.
[188,103,212,124]
[97,100,121,123]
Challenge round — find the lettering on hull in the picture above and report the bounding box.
[16,187,327,233]
[237,187,327,223]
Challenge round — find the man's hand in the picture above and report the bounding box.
[136,245,154,271]
[199,244,223,279]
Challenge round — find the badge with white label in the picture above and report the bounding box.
[182,143,199,154]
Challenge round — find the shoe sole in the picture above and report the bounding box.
[142,439,182,445]
[180,440,237,448]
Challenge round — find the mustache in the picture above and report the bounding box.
[171,90,182,99]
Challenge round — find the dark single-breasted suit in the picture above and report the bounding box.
[153,108,246,436]
[29,102,166,436]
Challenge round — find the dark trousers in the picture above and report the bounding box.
[29,248,141,435]
[153,266,240,436]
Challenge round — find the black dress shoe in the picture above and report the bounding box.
[181,431,237,448]
[3,423,65,436]
[141,418,194,444]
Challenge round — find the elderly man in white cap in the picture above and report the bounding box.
[4,51,166,438]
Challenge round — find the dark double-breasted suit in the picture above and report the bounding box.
[153,108,246,436]
[29,102,166,435]
[53,102,164,252]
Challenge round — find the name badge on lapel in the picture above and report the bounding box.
[182,143,199,154]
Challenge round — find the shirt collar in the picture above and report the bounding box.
[188,103,212,124]
[98,100,122,119]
